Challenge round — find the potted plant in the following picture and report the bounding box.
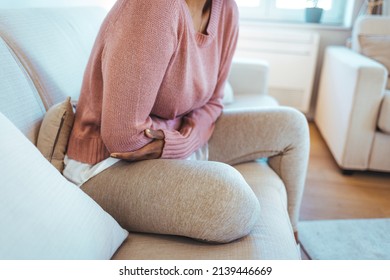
[305,0,323,23]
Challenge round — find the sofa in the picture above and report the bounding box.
[315,15,390,173]
[0,6,309,259]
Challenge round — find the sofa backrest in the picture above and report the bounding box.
[0,37,45,143]
[352,15,390,89]
[0,7,106,143]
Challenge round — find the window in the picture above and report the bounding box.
[276,0,332,10]
[236,0,349,25]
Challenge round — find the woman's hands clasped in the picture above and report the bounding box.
[110,129,165,161]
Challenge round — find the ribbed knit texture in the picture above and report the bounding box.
[67,0,239,164]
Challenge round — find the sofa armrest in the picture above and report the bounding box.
[228,57,269,96]
[315,46,388,170]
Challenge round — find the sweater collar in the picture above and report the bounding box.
[182,0,222,47]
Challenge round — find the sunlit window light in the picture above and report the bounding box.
[276,0,332,10]
[236,0,261,7]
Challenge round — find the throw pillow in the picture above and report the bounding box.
[222,81,234,105]
[0,112,128,260]
[359,35,390,89]
[36,97,74,172]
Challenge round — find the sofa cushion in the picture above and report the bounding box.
[37,97,75,172]
[359,35,390,89]
[0,37,45,144]
[0,112,128,260]
[0,7,106,109]
[378,91,390,134]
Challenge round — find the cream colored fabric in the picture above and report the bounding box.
[316,16,390,172]
[224,94,279,109]
[113,161,300,260]
[359,35,390,90]
[368,131,390,172]
[0,7,106,109]
[226,58,278,109]
[0,112,128,260]
[0,37,45,144]
[228,58,270,96]
[82,160,261,244]
[358,34,390,70]
[224,58,278,109]
[353,16,390,90]
[222,82,234,104]
[352,16,390,53]
[37,97,75,172]
[315,46,388,170]
[378,92,390,134]
[209,107,310,232]
[63,155,120,187]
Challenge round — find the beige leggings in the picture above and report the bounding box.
[209,107,310,233]
[82,107,309,243]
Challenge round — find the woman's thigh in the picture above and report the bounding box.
[82,159,260,243]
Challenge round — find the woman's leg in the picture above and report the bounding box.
[208,107,310,234]
[82,158,260,243]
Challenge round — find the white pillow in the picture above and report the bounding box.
[222,81,234,105]
[0,112,128,260]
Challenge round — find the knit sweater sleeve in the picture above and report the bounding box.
[100,1,179,154]
[161,8,239,159]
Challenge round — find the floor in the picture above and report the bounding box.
[299,122,390,259]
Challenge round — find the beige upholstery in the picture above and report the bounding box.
[0,37,45,144]
[0,8,105,109]
[353,16,390,90]
[0,7,308,259]
[316,15,390,172]
[226,58,278,109]
[378,92,390,134]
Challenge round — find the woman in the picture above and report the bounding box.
[64,0,309,243]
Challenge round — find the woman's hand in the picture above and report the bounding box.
[110,129,165,161]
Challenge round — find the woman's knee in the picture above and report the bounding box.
[181,161,261,243]
[278,107,309,138]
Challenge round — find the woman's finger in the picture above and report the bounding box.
[111,139,164,161]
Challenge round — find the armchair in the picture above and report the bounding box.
[226,58,278,109]
[315,15,390,173]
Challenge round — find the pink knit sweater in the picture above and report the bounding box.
[67,0,239,164]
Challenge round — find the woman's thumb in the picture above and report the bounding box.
[145,129,164,140]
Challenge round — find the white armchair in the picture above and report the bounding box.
[225,58,278,110]
[315,16,390,173]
